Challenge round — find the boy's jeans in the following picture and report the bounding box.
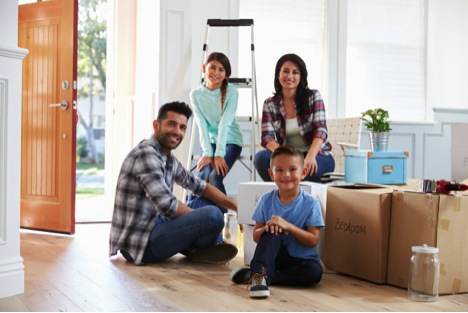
[250,231,323,286]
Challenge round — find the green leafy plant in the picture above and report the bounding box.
[77,136,89,158]
[361,108,392,132]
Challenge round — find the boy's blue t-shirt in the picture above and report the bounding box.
[251,188,324,260]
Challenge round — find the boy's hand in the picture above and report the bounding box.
[266,215,290,235]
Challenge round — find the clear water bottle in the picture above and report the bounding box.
[222,212,237,244]
[408,244,440,302]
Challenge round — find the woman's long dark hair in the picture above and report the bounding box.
[205,52,232,113]
[273,53,310,114]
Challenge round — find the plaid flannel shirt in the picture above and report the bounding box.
[260,89,332,155]
[109,135,206,265]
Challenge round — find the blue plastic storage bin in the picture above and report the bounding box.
[345,150,408,185]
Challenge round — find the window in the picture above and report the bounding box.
[239,0,427,122]
[345,0,427,121]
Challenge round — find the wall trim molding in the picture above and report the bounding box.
[0,256,25,299]
[0,44,29,60]
[0,78,7,245]
[434,107,468,124]
[434,107,468,114]
[0,256,25,275]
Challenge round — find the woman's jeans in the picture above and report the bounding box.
[188,143,242,213]
[250,232,323,286]
[140,196,224,263]
[254,149,335,183]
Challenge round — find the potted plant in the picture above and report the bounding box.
[361,108,392,151]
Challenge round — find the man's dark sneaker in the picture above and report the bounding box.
[229,266,251,284]
[248,270,270,298]
[120,250,134,263]
[187,243,238,264]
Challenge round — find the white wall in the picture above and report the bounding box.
[105,0,137,207]
[0,0,27,300]
[0,1,18,45]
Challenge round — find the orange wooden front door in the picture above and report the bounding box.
[19,0,78,234]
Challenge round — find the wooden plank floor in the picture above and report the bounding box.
[1,223,468,312]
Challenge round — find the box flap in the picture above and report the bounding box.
[330,184,395,194]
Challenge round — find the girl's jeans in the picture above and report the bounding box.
[254,149,335,183]
[188,143,242,214]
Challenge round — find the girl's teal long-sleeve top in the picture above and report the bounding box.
[189,83,243,157]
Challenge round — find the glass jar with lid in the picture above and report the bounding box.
[408,244,440,302]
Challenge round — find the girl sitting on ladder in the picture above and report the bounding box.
[188,52,243,214]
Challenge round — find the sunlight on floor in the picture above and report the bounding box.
[76,194,112,223]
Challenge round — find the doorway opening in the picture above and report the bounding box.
[75,0,110,223]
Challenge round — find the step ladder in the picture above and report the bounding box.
[184,19,260,202]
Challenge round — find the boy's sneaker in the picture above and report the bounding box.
[229,266,251,284]
[187,243,238,264]
[248,271,270,298]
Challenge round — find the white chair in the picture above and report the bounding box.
[322,117,362,181]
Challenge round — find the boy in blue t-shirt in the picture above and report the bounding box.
[230,145,324,298]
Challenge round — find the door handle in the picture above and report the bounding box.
[49,100,69,110]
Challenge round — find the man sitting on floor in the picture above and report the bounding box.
[109,101,238,265]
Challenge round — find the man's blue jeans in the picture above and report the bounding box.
[140,196,224,263]
[188,143,242,213]
[254,149,335,183]
[250,231,323,286]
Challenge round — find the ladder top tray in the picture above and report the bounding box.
[207,19,254,27]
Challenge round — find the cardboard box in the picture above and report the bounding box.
[345,150,408,185]
[387,191,468,294]
[238,182,277,225]
[322,185,393,284]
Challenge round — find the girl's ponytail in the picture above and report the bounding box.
[220,78,228,113]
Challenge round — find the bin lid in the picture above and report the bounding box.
[412,244,439,254]
[345,150,409,159]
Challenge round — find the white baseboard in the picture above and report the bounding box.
[0,256,24,299]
